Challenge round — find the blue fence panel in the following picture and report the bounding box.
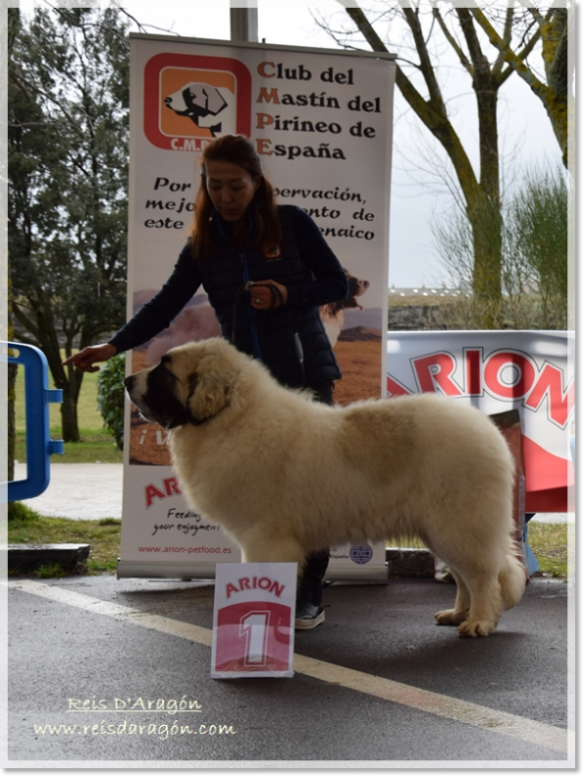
[1,342,64,502]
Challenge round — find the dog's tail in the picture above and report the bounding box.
[499,549,527,611]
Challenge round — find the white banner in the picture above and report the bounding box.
[119,35,396,579]
[386,330,575,512]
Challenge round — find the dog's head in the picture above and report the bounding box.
[124,338,243,430]
[345,268,370,307]
[323,268,370,317]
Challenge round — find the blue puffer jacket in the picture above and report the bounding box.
[110,205,348,388]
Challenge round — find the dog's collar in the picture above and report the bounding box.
[185,409,213,427]
[156,409,215,430]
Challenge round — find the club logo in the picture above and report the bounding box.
[349,544,373,564]
[144,53,252,151]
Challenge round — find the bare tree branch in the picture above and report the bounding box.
[470,5,567,165]
[432,5,472,75]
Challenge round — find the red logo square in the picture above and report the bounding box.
[144,53,252,151]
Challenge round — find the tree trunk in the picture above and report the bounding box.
[469,82,503,327]
[7,276,17,482]
[14,288,85,442]
[458,7,503,327]
[468,196,503,328]
[60,384,81,442]
[52,358,84,443]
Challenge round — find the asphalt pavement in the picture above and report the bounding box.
[5,571,574,768]
[4,461,576,768]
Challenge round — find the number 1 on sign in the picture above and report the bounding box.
[239,611,270,665]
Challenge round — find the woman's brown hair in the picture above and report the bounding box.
[189,134,281,257]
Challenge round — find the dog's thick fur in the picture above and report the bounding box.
[126,338,526,637]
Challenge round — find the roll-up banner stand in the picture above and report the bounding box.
[118,34,396,581]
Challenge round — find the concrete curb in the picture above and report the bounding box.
[5,544,90,575]
[4,544,435,579]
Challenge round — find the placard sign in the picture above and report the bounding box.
[211,563,297,679]
[119,33,396,580]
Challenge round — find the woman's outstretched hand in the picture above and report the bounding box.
[62,343,117,373]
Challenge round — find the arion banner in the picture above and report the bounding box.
[118,34,396,580]
[386,330,575,513]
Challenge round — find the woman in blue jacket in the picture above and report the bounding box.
[65,134,349,630]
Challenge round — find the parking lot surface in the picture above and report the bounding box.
[4,571,574,768]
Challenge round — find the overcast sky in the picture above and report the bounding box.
[19,0,567,288]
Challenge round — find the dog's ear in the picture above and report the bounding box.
[186,370,231,423]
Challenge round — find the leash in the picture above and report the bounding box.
[212,209,286,355]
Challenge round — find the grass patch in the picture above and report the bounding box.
[14,351,105,432]
[527,522,569,579]
[15,429,123,464]
[7,507,568,579]
[389,536,426,549]
[8,503,121,575]
[35,563,70,578]
[13,349,121,461]
[7,501,40,523]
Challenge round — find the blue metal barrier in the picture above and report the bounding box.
[1,341,64,502]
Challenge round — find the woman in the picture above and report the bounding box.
[65,134,348,630]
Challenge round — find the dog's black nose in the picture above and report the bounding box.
[124,375,135,390]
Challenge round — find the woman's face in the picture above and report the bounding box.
[205,160,259,222]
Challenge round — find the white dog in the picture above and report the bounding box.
[125,338,526,637]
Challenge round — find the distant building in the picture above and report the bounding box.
[388,286,472,299]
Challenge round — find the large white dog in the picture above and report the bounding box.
[125,338,526,637]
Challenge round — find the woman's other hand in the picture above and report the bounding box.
[250,280,288,310]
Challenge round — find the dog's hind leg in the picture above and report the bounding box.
[425,532,505,637]
[430,543,502,636]
[434,568,471,627]
[458,552,526,636]
[420,533,472,628]
[452,571,503,637]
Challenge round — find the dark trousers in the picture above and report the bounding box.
[296,379,334,606]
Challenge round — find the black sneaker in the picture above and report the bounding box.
[294,602,325,630]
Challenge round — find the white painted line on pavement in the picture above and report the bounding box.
[7,579,569,756]
[7,578,213,647]
[293,655,568,753]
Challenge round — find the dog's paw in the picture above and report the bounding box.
[435,609,467,626]
[456,619,494,638]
